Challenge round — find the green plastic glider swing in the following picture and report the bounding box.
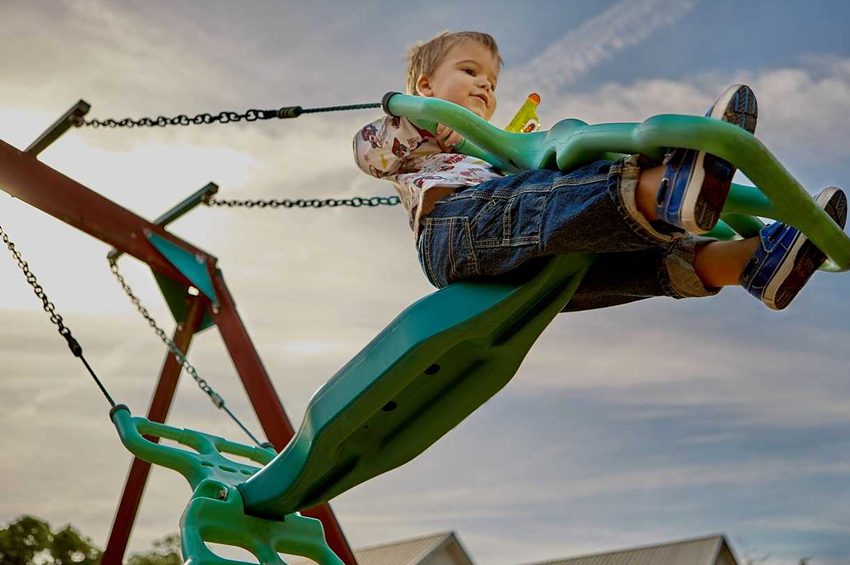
[110,92,850,565]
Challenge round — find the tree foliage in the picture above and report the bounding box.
[126,534,181,565]
[0,515,181,565]
[0,515,101,565]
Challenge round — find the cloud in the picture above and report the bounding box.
[501,0,705,104]
[751,516,850,535]
[530,57,850,174]
[0,2,236,113]
[3,4,850,565]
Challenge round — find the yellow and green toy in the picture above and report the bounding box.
[505,92,542,133]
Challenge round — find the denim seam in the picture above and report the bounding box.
[475,237,539,248]
[493,185,550,199]
[607,187,663,246]
[448,218,457,280]
[662,237,722,299]
[606,159,676,247]
[495,197,542,246]
[617,165,681,244]
[657,241,682,298]
[464,219,480,275]
[422,221,440,287]
[502,199,511,243]
[552,174,609,188]
[429,216,480,281]
[476,238,501,247]
[427,216,461,225]
[443,191,484,203]
[469,199,498,230]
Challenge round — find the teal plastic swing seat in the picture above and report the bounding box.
[111,93,850,565]
[237,253,592,518]
[112,252,593,564]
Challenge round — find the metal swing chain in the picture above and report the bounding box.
[73,102,382,129]
[72,99,401,211]
[0,222,263,445]
[46,97,392,443]
[108,259,265,447]
[0,222,116,407]
[204,194,400,210]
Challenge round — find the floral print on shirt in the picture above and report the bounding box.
[353,115,504,242]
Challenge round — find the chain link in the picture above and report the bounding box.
[204,195,400,209]
[1,220,262,444]
[108,259,265,446]
[1,223,78,346]
[74,103,381,129]
[107,260,224,404]
[1,222,116,405]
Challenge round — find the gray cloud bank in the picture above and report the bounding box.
[2,2,850,565]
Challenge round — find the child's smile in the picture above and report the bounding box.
[415,40,499,121]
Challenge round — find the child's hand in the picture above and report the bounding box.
[435,124,464,152]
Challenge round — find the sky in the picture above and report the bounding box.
[1,1,849,564]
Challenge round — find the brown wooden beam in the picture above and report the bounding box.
[0,137,214,285]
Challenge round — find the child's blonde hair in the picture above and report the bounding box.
[406,31,503,95]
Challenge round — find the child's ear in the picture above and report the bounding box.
[416,74,434,97]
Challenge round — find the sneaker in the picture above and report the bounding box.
[740,187,848,310]
[656,84,759,234]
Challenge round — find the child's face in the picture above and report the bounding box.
[416,40,499,121]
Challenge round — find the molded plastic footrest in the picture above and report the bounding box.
[110,407,343,565]
[182,480,344,565]
[110,405,275,491]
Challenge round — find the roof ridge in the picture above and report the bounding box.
[516,533,726,565]
[355,531,454,554]
[403,531,456,565]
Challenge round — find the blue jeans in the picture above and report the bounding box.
[417,155,720,312]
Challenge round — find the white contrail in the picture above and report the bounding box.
[503,0,704,100]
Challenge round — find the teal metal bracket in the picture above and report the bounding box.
[152,270,216,333]
[107,182,219,264]
[147,231,218,305]
[107,183,220,331]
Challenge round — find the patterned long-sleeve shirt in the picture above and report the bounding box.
[353,115,504,242]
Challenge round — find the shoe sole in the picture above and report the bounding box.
[680,85,759,233]
[763,187,848,310]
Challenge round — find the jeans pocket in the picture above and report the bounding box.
[473,190,546,247]
[420,216,479,288]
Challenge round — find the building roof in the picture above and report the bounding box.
[313,532,737,565]
[353,531,465,565]
[516,534,735,565]
[348,532,737,565]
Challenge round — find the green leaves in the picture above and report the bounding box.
[0,515,180,565]
[127,534,181,565]
[0,516,99,565]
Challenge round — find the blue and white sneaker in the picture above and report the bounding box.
[656,84,759,234]
[740,187,847,310]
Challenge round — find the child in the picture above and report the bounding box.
[354,31,847,311]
